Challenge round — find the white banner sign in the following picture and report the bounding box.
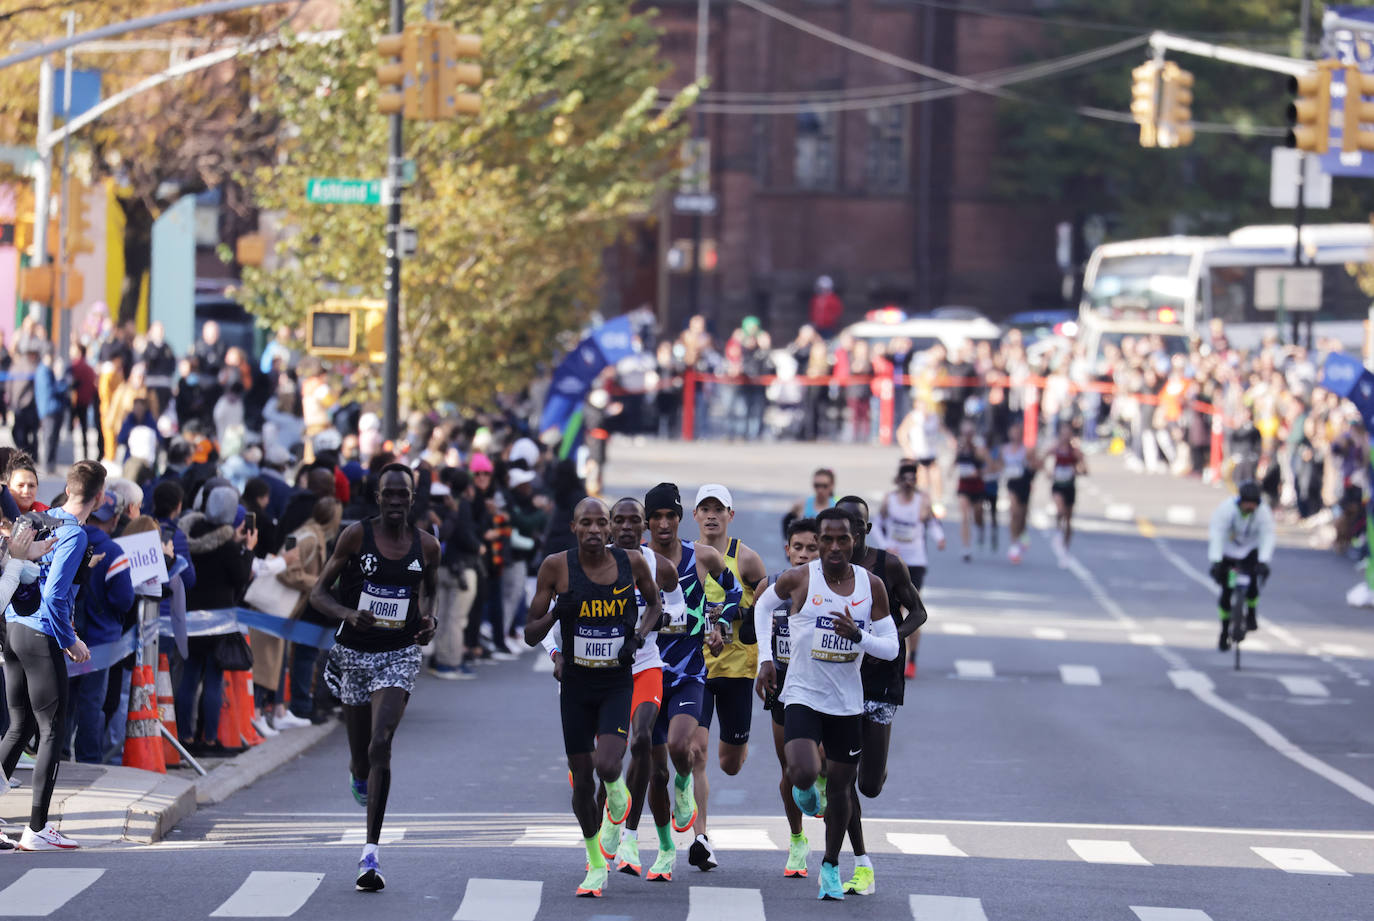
[114,530,168,588]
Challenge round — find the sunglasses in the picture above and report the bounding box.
[813,482,832,490]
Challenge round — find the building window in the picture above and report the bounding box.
[865,105,907,192]
[794,109,836,190]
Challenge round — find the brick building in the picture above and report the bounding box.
[610,0,1069,339]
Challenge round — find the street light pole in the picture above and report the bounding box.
[382,0,404,441]
[57,11,76,352]
[1291,0,1312,347]
[687,0,708,322]
[31,58,54,329]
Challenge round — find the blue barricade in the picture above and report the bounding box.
[157,606,336,651]
[68,617,161,677]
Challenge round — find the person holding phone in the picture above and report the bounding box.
[0,460,107,851]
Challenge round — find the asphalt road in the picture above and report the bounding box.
[2,437,1372,920]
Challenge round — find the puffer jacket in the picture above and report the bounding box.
[179,510,253,611]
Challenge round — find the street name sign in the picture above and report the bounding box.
[673,192,718,215]
[306,178,382,206]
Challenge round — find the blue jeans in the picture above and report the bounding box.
[175,639,224,743]
[67,668,110,763]
[288,644,319,719]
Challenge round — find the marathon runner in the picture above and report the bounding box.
[835,495,927,894]
[783,467,836,537]
[1046,426,1086,554]
[875,462,943,679]
[524,497,662,898]
[752,507,899,901]
[756,517,820,878]
[952,421,989,563]
[692,483,766,871]
[642,482,737,879]
[1001,420,1036,564]
[310,463,440,893]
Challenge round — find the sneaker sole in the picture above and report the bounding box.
[575,888,603,898]
[784,869,808,878]
[670,806,697,833]
[819,892,845,901]
[617,862,641,876]
[646,871,672,882]
[354,873,385,892]
[844,886,875,896]
[606,794,632,826]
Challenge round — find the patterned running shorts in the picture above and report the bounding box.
[324,644,422,706]
[863,700,898,726]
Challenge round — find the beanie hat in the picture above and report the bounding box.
[470,453,494,474]
[644,482,683,519]
[206,485,239,527]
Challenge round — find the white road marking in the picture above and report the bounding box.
[1165,506,1196,525]
[1131,909,1213,921]
[512,825,583,847]
[1321,642,1364,658]
[340,827,405,845]
[687,886,765,921]
[1067,838,1152,865]
[532,654,554,673]
[909,894,989,921]
[1129,633,1164,645]
[942,622,977,635]
[0,869,104,917]
[1277,676,1329,698]
[1033,627,1066,640]
[709,828,777,850]
[1243,638,1271,651]
[1105,503,1134,521]
[453,879,542,921]
[209,871,325,917]
[954,660,995,679]
[1251,846,1349,876]
[1168,670,1214,692]
[888,833,967,857]
[1059,665,1102,686]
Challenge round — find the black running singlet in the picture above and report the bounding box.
[556,547,637,688]
[860,548,905,706]
[336,521,426,653]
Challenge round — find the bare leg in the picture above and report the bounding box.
[624,702,660,831]
[772,720,803,836]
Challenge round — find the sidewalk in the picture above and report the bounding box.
[0,721,336,846]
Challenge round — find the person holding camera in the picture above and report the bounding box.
[0,460,107,851]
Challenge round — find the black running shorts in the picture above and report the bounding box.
[700,676,753,745]
[560,675,633,756]
[783,703,863,765]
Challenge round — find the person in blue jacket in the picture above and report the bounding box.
[66,493,135,764]
[0,460,106,851]
[33,353,69,475]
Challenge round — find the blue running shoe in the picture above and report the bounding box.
[350,773,367,807]
[817,861,844,901]
[355,852,385,892]
[792,784,821,817]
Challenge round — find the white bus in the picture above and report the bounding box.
[1079,224,1373,358]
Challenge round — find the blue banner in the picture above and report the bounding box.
[1321,8,1374,178]
[1319,352,1374,427]
[68,617,161,677]
[158,607,337,651]
[538,314,637,437]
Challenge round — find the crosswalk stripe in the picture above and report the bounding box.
[1251,846,1349,875]
[1067,839,1152,865]
[709,828,777,850]
[1243,638,1271,651]
[942,622,977,635]
[209,871,325,917]
[909,894,989,921]
[1320,643,1363,657]
[1277,676,1328,697]
[453,878,542,921]
[1164,506,1195,525]
[687,886,764,921]
[1131,909,1213,921]
[954,660,995,679]
[1129,633,1164,646]
[340,827,405,844]
[511,825,583,847]
[1105,503,1134,521]
[532,654,554,673]
[1059,665,1101,686]
[887,832,968,857]
[0,869,104,917]
[1033,627,1066,640]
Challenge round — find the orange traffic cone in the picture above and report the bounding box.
[218,673,246,750]
[122,665,167,774]
[236,637,263,746]
[155,654,180,767]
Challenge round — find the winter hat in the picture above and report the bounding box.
[469,453,494,474]
[205,485,240,527]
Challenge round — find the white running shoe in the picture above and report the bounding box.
[19,824,79,851]
[251,715,280,738]
[0,831,16,851]
[273,711,313,730]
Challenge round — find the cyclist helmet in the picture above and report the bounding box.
[1237,481,1262,505]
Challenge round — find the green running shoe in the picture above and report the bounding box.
[842,865,875,895]
[671,774,697,832]
[784,833,809,878]
[646,845,676,881]
[616,835,642,876]
[597,805,622,860]
[576,863,608,897]
[817,860,844,900]
[816,775,828,819]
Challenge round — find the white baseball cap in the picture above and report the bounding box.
[694,484,733,510]
[509,468,537,488]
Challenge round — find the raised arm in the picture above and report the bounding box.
[309,523,367,628]
[523,553,567,647]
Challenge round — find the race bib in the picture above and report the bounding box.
[1004,464,1024,480]
[889,518,917,543]
[361,581,411,630]
[773,614,792,664]
[956,462,978,478]
[574,623,625,668]
[1053,465,1075,483]
[810,613,861,663]
[660,600,691,634]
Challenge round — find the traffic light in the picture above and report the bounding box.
[1157,63,1194,148]
[436,30,482,118]
[1343,66,1374,154]
[377,29,420,118]
[1130,62,1161,148]
[1287,61,1335,154]
[308,303,357,357]
[235,233,266,267]
[17,264,53,304]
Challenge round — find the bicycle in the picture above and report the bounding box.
[1227,567,1264,671]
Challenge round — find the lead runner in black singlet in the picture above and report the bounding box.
[311,464,439,894]
[525,497,662,898]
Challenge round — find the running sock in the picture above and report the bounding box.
[362,843,378,860]
[585,837,606,869]
[674,773,690,791]
[1217,606,1229,621]
[1247,598,1257,609]
[656,824,674,851]
[791,832,806,844]
[854,854,872,869]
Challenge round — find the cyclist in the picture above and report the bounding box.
[1208,481,1275,652]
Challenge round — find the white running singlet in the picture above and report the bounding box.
[779,560,874,717]
[883,491,930,568]
[632,545,666,674]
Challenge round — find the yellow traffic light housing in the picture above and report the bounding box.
[1158,63,1194,148]
[377,29,420,118]
[1343,66,1374,154]
[1287,62,1336,154]
[437,30,483,118]
[236,233,267,267]
[65,180,93,256]
[307,300,386,360]
[18,264,53,304]
[1130,62,1161,148]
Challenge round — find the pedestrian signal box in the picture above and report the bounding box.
[307,299,386,359]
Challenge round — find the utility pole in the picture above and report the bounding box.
[56,11,76,352]
[382,0,404,440]
[31,59,54,330]
[1295,0,1313,349]
[687,0,708,322]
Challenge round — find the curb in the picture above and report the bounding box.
[125,774,198,844]
[194,721,338,806]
